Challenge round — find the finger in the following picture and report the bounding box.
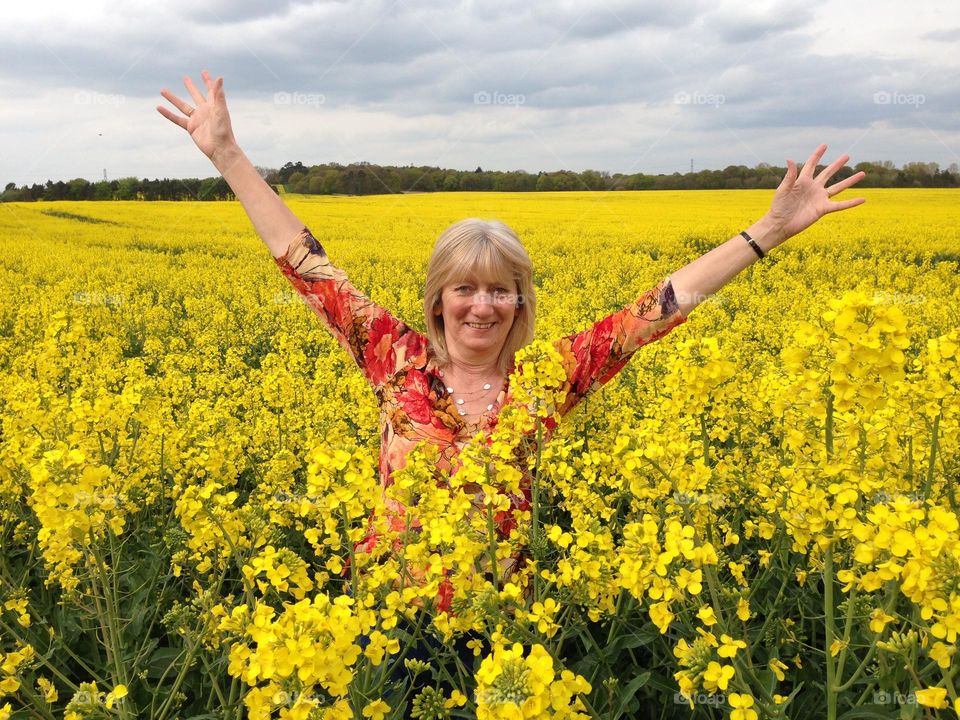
[778,159,797,190]
[183,75,205,105]
[801,143,827,179]
[817,153,851,185]
[824,197,866,213]
[156,105,188,130]
[160,89,193,116]
[826,171,866,197]
[201,70,215,93]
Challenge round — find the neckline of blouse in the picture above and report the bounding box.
[426,356,513,428]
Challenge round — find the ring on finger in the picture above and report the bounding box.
[185,106,194,117]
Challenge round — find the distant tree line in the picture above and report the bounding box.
[3,160,957,202]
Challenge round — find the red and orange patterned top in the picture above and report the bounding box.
[273,226,686,570]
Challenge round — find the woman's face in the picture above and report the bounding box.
[433,270,520,363]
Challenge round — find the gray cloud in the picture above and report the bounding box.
[1,0,958,186]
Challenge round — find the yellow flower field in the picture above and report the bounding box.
[0,189,958,719]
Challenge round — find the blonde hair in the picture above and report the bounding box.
[424,218,536,375]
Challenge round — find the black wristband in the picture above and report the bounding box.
[740,230,765,259]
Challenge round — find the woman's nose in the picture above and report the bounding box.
[470,291,495,307]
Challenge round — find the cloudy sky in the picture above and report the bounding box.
[2,0,958,186]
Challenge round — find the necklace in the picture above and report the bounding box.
[439,368,506,416]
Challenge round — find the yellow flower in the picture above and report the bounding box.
[702,661,734,692]
[717,634,746,658]
[0,678,19,695]
[3,599,30,628]
[362,699,390,720]
[736,597,751,622]
[768,658,789,682]
[914,687,948,709]
[697,605,717,627]
[729,693,758,720]
[829,639,847,657]
[677,568,703,595]
[105,684,128,709]
[475,643,590,719]
[445,689,468,708]
[928,642,955,669]
[527,598,561,637]
[649,602,675,634]
[868,608,896,634]
[37,677,58,703]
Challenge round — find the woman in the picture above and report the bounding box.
[157,71,866,586]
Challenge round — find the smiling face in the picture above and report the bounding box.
[424,218,537,375]
[433,272,521,363]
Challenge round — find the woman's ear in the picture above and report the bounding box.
[433,299,442,316]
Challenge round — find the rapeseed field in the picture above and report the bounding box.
[0,189,958,719]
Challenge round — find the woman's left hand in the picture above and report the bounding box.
[761,144,866,249]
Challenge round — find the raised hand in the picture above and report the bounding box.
[157,71,238,162]
[762,144,866,248]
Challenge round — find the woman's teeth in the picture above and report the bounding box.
[466,322,494,329]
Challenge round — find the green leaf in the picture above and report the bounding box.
[611,671,650,720]
[146,646,186,681]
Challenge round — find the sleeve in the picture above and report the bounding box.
[272,227,428,391]
[552,276,687,418]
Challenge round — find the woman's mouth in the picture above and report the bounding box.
[465,322,495,330]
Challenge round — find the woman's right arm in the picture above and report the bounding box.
[156,70,302,258]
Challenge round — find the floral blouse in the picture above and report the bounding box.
[273,227,687,586]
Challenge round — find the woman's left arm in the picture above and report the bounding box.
[670,144,866,317]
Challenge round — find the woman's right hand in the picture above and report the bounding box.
[157,71,238,162]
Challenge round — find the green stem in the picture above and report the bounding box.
[343,506,357,600]
[923,405,941,500]
[824,385,834,460]
[700,411,710,466]
[824,543,837,720]
[531,419,544,603]
[834,583,899,693]
[833,584,859,683]
[88,536,133,720]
